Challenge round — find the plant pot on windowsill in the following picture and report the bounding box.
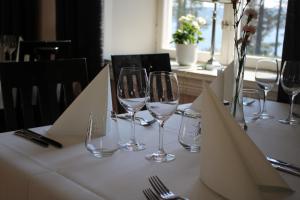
[175,43,197,66]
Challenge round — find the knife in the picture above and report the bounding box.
[267,157,300,172]
[14,131,49,147]
[19,129,63,148]
[272,163,300,177]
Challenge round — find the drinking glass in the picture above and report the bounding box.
[279,61,300,125]
[117,67,148,151]
[85,112,119,158]
[145,71,179,162]
[255,59,279,119]
[178,108,201,152]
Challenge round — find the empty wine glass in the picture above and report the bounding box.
[279,61,300,125]
[117,67,148,151]
[255,59,279,119]
[145,71,179,162]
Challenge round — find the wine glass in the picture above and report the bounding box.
[145,71,179,162]
[117,67,148,151]
[255,59,279,119]
[279,61,300,125]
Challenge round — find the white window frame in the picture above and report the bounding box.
[156,0,282,69]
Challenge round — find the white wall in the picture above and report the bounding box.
[103,0,158,60]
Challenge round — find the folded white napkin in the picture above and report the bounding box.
[190,62,234,113]
[192,84,291,200]
[48,65,111,138]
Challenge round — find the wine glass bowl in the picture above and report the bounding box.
[146,71,179,162]
[117,67,148,151]
[255,59,279,119]
[279,61,300,125]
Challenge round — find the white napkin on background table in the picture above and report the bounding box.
[190,62,234,113]
[48,65,111,138]
[191,84,292,200]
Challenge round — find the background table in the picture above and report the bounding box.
[0,101,299,200]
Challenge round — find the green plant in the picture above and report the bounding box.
[172,14,206,45]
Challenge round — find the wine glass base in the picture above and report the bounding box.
[258,113,274,120]
[279,119,298,125]
[88,148,118,158]
[145,152,175,163]
[120,142,145,151]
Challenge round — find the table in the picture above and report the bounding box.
[0,101,300,200]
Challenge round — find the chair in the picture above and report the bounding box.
[0,58,88,132]
[18,40,72,62]
[110,53,171,113]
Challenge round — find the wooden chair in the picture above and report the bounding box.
[18,40,72,62]
[110,53,171,113]
[0,58,88,132]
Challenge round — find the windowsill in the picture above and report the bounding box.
[171,60,278,102]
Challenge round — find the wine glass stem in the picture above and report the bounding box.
[288,94,295,121]
[261,90,268,114]
[130,112,137,143]
[158,121,165,154]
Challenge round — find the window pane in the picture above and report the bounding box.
[247,0,287,58]
[171,0,224,52]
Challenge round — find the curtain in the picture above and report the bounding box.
[278,0,300,103]
[0,0,39,40]
[56,0,104,80]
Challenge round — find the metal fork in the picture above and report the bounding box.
[135,117,156,126]
[143,188,160,200]
[111,111,156,126]
[149,176,186,200]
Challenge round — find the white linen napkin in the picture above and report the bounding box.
[192,84,291,200]
[48,65,111,138]
[190,62,234,113]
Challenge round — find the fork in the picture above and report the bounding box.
[111,111,156,126]
[135,117,156,126]
[149,176,187,200]
[143,188,160,200]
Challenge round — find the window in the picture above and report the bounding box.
[157,0,288,67]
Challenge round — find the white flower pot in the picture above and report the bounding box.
[175,44,198,66]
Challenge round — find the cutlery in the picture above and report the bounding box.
[143,188,160,200]
[293,112,300,118]
[175,110,200,119]
[136,117,156,126]
[149,176,187,200]
[272,163,300,177]
[18,129,63,148]
[267,156,300,172]
[243,99,255,106]
[112,113,156,126]
[14,131,49,147]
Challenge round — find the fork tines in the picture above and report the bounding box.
[143,188,160,200]
[149,176,170,195]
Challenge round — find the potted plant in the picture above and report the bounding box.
[172,14,206,66]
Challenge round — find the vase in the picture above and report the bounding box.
[230,50,247,130]
[175,44,197,66]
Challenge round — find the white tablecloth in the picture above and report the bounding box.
[0,101,300,200]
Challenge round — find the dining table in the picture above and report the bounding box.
[0,101,300,200]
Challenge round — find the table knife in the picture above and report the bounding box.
[14,131,49,148]
[272,164,300,177]
[20,129,63,148]
[267,157,300,172]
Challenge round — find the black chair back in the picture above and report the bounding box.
[0,58,88,132]
[18,40,72,62]
[110,53,171,113]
